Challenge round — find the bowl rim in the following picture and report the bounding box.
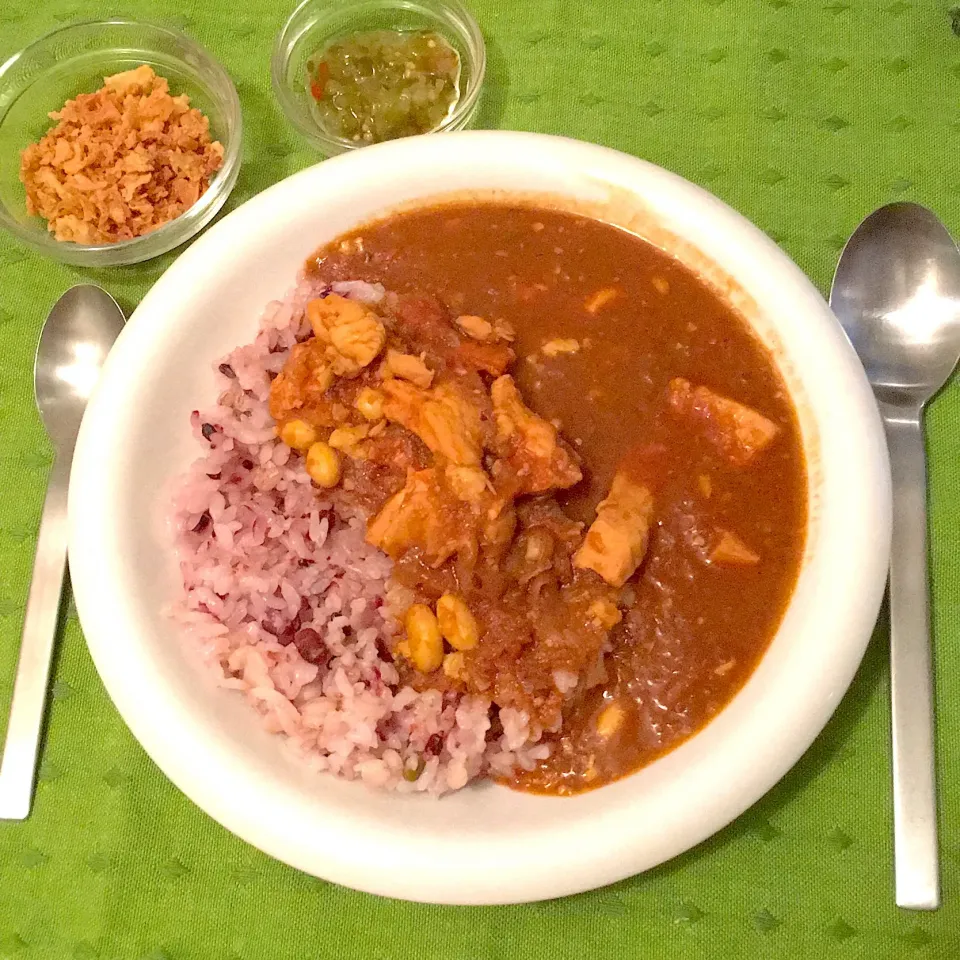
[271,0,486,154]
[68,131,892,904]
[0,16,243,265]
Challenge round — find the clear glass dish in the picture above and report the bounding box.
[0,19,242,267]
[272,0,485,156]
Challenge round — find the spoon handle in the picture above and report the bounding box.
[0,454,69,820]
[885,412,940,910]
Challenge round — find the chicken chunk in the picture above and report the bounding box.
[541,338,580,357]
[382,379,483,467]
[366,466,508,566]
[490,375,582,494]
[574,471,655,587]
[584,287,619,314]
[306,294,386,377]
[454,314,493,341]
[268,338,335,425]
[366,469,454,565]
[454,314,516,343]
[709,530,760,565]
[445,464,491,503]
[380,380,423,432]
[384,349,434,388]
[667,378,779,467]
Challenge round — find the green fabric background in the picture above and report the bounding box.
[0,0,958,957]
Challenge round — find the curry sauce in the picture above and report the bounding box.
[289,203,806,794]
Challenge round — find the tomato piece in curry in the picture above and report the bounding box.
[270,203,807,795]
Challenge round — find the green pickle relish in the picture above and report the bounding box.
[307,29,461,144]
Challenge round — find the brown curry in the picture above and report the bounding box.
[269,203,807,795]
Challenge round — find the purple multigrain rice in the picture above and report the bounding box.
[170,275,549,794]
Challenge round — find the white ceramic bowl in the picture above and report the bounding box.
[68,131,891,905]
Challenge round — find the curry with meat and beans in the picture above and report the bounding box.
[269,203,807,795]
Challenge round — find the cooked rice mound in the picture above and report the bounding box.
[172,278,548,795]
[19,65,224,244]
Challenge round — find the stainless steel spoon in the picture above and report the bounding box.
[0,285,124,820]
[830,202,960,910]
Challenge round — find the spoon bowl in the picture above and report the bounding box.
[831,202,960,409]
[35,286,125,451]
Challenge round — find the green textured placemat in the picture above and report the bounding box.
[1,0,958,957]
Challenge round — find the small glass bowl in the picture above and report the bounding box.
[272,0,485,155]
[0,19,242,267]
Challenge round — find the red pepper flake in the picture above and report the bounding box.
[310,62,330,101]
